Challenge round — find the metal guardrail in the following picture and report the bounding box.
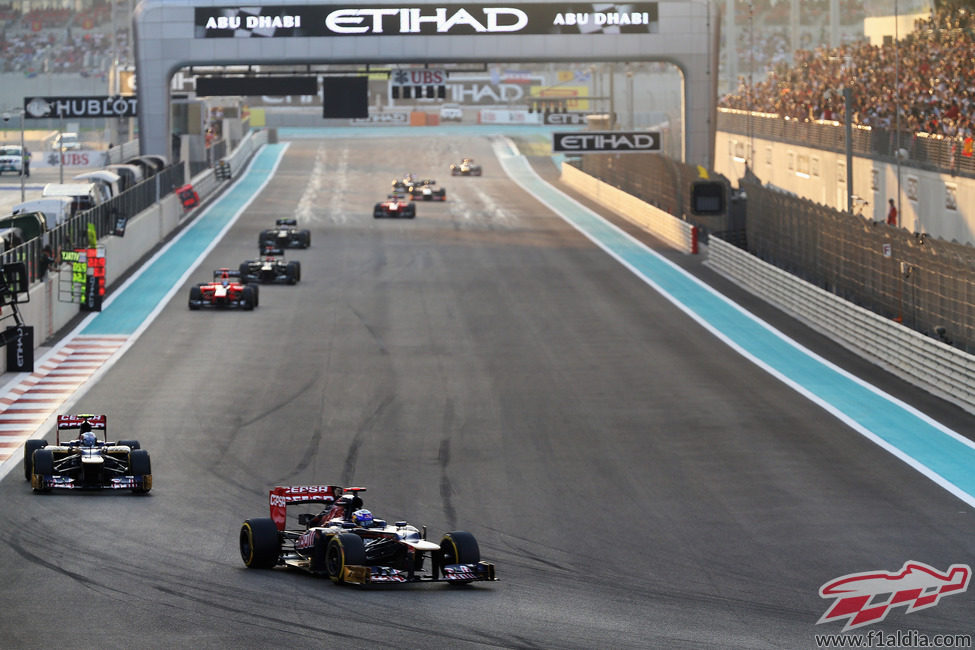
[706,236,975,416]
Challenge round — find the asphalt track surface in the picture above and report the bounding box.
[1,130,973,648]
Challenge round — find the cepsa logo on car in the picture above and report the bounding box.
[284,485,331,494]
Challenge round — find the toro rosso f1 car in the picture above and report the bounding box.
[450,158,482,176]
[259,218,311,249]
[239,247,301,285]
[410,180,446,201]
[374,194,416,219]
[24,414,152,493]
[188,269,259,310]
[240,485,496,586]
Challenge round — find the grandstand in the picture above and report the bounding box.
[0,1,132,75]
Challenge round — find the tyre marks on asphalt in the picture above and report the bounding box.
[0,335,126,461]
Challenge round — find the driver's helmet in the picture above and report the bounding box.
[352,509,374,528]
[80,432,97,446]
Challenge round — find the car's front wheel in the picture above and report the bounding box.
[325,533,366,583]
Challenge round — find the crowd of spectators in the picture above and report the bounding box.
[719,5,975,139]
[0,1,130,74]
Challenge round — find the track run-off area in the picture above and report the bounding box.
[0,127,972,648]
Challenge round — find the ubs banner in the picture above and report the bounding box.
[195,3,658,37]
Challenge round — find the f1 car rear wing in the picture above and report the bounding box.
[260,246,285,257]
[212,268,242,280]
[275,218,297,226]
[269,485,342,530]
[56,414,106,445]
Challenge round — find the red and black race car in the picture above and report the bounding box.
[188,268,259,310]
[24,414,152,494]
[239,485,496,586]
[259,218,310,249]
[373,194,416,219]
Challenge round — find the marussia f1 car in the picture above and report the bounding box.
[450,158,482,176]
[188,269,259,310]
[24,414,152,493]
[374,194,416,219]
[259,218,311,249]
[410,179,446,201]
[240,485,496,586]
[239,246,301,285]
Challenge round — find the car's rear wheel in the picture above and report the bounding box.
[188,286,202,310]
[405,205,416,219]
[325,533,366,583]
[373,204,383,218]
[129,449,152,494]
[240,518,281,569]
[31,449,54,493]
[247,283,259,307]
[299,230,311,247]
[286,262,299,285]
[242,286,256,310]
[23,439,47,480]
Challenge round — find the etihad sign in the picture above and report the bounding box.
[325,8,527,33]
[195,4,659,37]
[552,131,661,153]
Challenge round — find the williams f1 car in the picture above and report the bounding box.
[450,158,482,176]
[409,180,446,201]
[374,194,416,219]
[239,247,301,285]
[240,485,496,586]
[24,414,152,493]
[259,218,311,249]
[188,269,259,310]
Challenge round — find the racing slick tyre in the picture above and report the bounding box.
[325,533,366,584]
[298,230,311,248]
[247,283,260,307]
[129,449,152,494]
[373,204,384,219]
[31,448,54,493]
[117,439,140,450]
[240,518,281,569]
[242,286,256,311]
[405,205,416,219]
[286,262,299,285]
[23,439,48,480]
[258,231,274,248]
[188,286,202,310]
[239,263,253,283]
[441,531,480,584]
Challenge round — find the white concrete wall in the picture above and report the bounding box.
[715,131,975,245]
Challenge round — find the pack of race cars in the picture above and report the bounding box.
[22,159,496,591]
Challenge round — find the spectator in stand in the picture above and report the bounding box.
[719,5,975,141]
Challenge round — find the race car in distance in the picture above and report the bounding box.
[259,218,311,249]
[24,414,152,494]
[450,158,482,176]
[188,268,259,310]
[239,485,496,586]
[409,179,446,201]
[239,246,301,285]
[391,173,417,193]
[374,193,416,219]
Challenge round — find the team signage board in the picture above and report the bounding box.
[552,130,660,153]
[23,96,138,119]
[195,3,658,37]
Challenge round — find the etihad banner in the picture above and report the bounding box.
[195,3,658,37]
